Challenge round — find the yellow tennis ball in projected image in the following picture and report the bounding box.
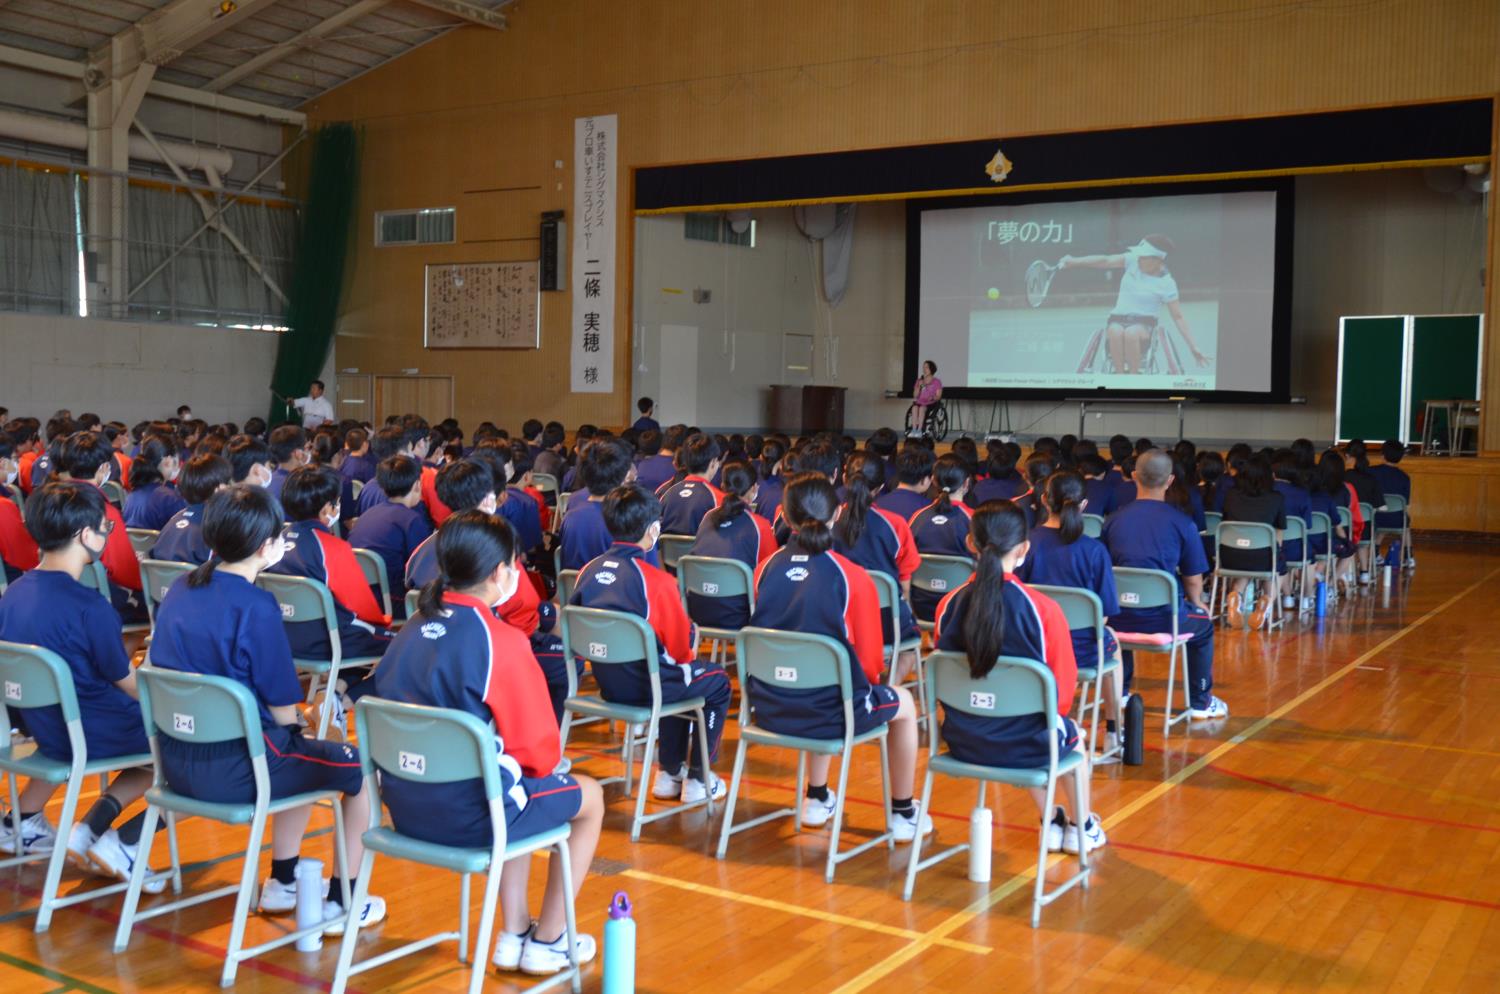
[987,288,1000,300]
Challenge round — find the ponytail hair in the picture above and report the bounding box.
[760,438,787,479]
[709,459,756,526]
[782,472,837,555]
[836,452,882,548]
[1042,470,1087,544]
[930,454,969,512]
[129,434,174,490]
[418,508,518,619]
[1021,452,1055,519]
[961,500,1030,679]
[192,483,280,588]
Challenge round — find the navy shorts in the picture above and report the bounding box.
[944,714,1080,770]
[750,682,901,741]
[158,729,364,803]
[384,771,582,850]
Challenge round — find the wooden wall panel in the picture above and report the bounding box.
[303,0,1500,432]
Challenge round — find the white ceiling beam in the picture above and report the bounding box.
[206,0,392,93]
[98,0,282,75]
[406,0,508,30]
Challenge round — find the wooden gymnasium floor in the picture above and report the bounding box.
[5,543,1500,994]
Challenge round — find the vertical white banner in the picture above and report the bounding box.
[571,114,617,393]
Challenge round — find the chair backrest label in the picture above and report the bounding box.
[930,578,948,591]
[774,665,797,682]
[589,642,608,658]
[398,750,426,776]
[1234,538,1251,547]
[4,680,20,701]
[280,603,295,619]
[173,712,195,735]
[1120,591,1140,605]
[701,581,720,595]
[970,691,996,710]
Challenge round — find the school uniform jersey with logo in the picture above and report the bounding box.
[348,500,434,619]
[0,495,39,583]
[934,575,1078,767]
[0,569,145,761]
[27,453,52,494]
[747,543,898,740]
[685,506,777,630]
[267,519,393,660]
[1014,526,1120,669]
[874,488,931,520]
[832,505,920,643]
[906,498,973,622]
[659,476,723,537]
[971,474,1024,506]
[373,592,581,848]
[634,454,676,495]
[149,503,212,565]
[122,480,187,531]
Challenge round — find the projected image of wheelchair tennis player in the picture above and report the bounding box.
[1052,236,1213,375]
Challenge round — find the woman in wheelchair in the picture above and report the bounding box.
[907,360,943,436]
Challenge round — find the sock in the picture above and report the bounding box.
[5,810,41,828]
[83,795,123,838]
[327,877,354,908]
[805,784,830,803]
[890,796,915,817]
[1106,719,1117,733]
[270,856,299,886]
[117,812,155,846]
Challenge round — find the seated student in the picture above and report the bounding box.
[0,482,167,884]
[1015,452,1054,528]
[632,397,660,434]
[521,419,545,459]
[970,443,1024,504]
[907,454,974,623]
[503,441,547,553]
[25,417,73,495]
[1314,449,1361,593]
[533,422,568,481]
[376,510,602,974]
[337,428,375,487]
[657,433,724,536]
[747,474,931,839]
[355,423,440,519]
[1077,453,1117,518]
[1271,452,1313,609]
[875,447,935,520]
[353,426,405,515]
[559,438,639,571]
[935,498,1106,852]
[1104,435,1132,485]
[103,423,132,486]
[834,453,921,658]
[770,438,842,542]
[751,437,788,520]
[8,419,42,497]
[1213,443,1251,513]
[150,453,232,565]
[150,485,383,929]
[1368,439,1412,560]
[268,466,394,696]
[0,435,40,584]
[227,434,276,489]
[1101,449,1226,720]
[57,432,144,622]
[121,435,186,530]
[1015,471,1124,757]
[570,485,731,803]
[266,425,308,507]
[557,424,595,493]
[686,460,777,631]
[1343,439,1384,511]
[347,456,434,620]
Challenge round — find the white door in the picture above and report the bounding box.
[658,324,699,427]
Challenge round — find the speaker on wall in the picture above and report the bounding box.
[540,210,566,291]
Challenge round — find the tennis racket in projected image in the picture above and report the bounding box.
[1024,260,1057,308]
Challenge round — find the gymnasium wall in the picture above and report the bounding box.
[301,0,1500,436]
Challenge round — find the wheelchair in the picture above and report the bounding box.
[1075,321,1185,375]
[906,398,949,441]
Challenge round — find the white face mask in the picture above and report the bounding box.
[252,464,273,488]
[2,462,15,486]
[492,563,519,607]
[262,535,287,570]
[478,492,499,515]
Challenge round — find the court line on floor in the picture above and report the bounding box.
[823,566,1500,994]
[620,868,992,955]
[0,948,115,994]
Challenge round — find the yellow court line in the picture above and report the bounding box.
[826,568,1500,994]
[620,869,992,956]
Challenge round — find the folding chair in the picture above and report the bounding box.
[1308,511,1338,603]
[404,588,421,619]
[99,480,125,507]
[350,479,365,501]
[1029,585,1121,761]
[139,559,194,628]
[1335,506,1356,594]
[901,652,1090,923]
[3,481,22,509]
[1282,516,1311,612]
[1374,493,1413,567]
[869,570,926,719]
[1356,502,1376,578]
[1209,521,1284,631]
[77,559,151,636]
[677,554,755,665]
[0,640,179,932]
[910,554,974,633]
[557,606,715,841]
[1081,513,1104,539]
[532,473,562,536]
[657,534,695,573]
[330,698,581,994]
[256,573,383,738]
[716,628,894,882]
[353,547,394,618]
[556,569,580,609]
[1203,510,1223,535]
[114,665,350,986]
[126,528,160,559]
[1111,567,1193,735]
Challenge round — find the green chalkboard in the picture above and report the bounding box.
[1408,314,1482,438]
[1337,317,1406,442]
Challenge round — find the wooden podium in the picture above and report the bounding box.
[768,385,846,435]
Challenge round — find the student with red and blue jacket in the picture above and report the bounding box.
[657,433,723,537]
[907,454,974,623]
[833,453,920,647]
[0,434,39,584]
[570,484,731,804]
[149,453,232,565]
[686,460,777,631]
[58,432,144,622]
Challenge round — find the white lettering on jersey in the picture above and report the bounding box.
[786,567,809,582]
[420,622,447,640]
[596,570,617,586]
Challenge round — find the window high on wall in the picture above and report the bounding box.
[683,212,756,247]
[376,207,456,246]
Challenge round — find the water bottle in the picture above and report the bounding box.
[294,857,325,951]
[1122,693,1145,766]
[1386,539,1402,568]
[967,807,992,882]
[603,891,636,994]
[1314,580,1327,617]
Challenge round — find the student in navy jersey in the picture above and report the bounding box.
[935,499,1106,853]
[0,483,169,884]
[268,466,394,695]
[749,474,931,840]
[377,510,602,974]
[970,444,1024,504]
[149,453,231,565]
[407,460,569,721]
[1014,452,1053,528]
[771,439,843,544]
[1015,471,1124,758]
[571,485,731,803]
[1101,449,1226,720]
[1271,452,1312,605]
[559,438,645,571]
[630,424,674,496]
[150,485,384,930]
[631,396,660,434]
[226,434,275,489]
[500,442,546,554]
[265,425,308,508]
[58,432,144,622]
[1105,435,1132,485]
[1314,450,1359,593]
[686,460,777,631]
[751,437,788,520]
[907,454,974,624]
[337,428,375,487]
[348,456,434,620]
[836,453,921,669]
[121,435,186,530]
[657,432,723,537]
[1076,453,1117,517]
[1219,454,1287,630]
[1368,439,1412,560]
[875,447,935,520]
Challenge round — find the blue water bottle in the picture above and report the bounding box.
[1314,579,1327,617]
[1385,540,1402,568]
[603,891,636,994]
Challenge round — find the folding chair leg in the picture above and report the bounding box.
[466,858,504,994]
[1073,769,1091,887]
[824,747,855,883]
[458,873,471,963]
[715,738,750,859]
[629,719,660,842]
[901,766,938,901]
[1032,778,1057,927]
[558,836,583,994]
[33,777,82,933]
[793,751,807,833]
[114,803,163,952]
[220,814,270,987]
[330,849,377,994]
[694,707,716,816]
[1163,646,1177,737]
[877,737,893,849]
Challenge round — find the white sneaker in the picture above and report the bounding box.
[801,790,837,828]
[1190,696,1230,720]
[1358,571,1371,585]
[890,805,933,843]
[1063,814,1108,854]
[1281,595,1296,610]
[492,922,535,971]
[258,877,301,915]
[519,931,597,975]
[1043,807,1066,852]
[1301,597,1315,612]
[66,822,98,871]
[87,829,166,894]
[1095,731,1122,764]
[0,811,56,855]
[680,774,726,804]
[650,764,685,800]
[322,894,387,935]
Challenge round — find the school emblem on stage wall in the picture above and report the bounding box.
[985,147,1013,183]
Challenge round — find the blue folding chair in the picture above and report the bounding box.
[99,480,125,507]
[870,570,925,715]
[114,665,351,986]
[716,628,894,883]
[532,472,562,536]
[1210,520,1284,630]
[1308,511,1338,603]
[1081,513,1105,539]
[1374,493,1412,565]
[902,652,1090,925]
[330,698,581,994]
[77,559,151,636]
[0,640,179,932]
[910,554,974,633]
[1282,516,1311,612]
[139,559,194,629]
[354,547,394,620]
[1357,502,1376,579]
[1111,567,1194,735]
[1030,585,1121,762]
[657,534,695,573]
[126,528,160,559]
[557,606,715,841]
[404,587,421,619]
[677,554,755,665]
[556,569,580,611]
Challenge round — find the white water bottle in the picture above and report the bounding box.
[295,857,325,951]
[967,807,992,882]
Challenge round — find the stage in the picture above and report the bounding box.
[1399,455,1500,535]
